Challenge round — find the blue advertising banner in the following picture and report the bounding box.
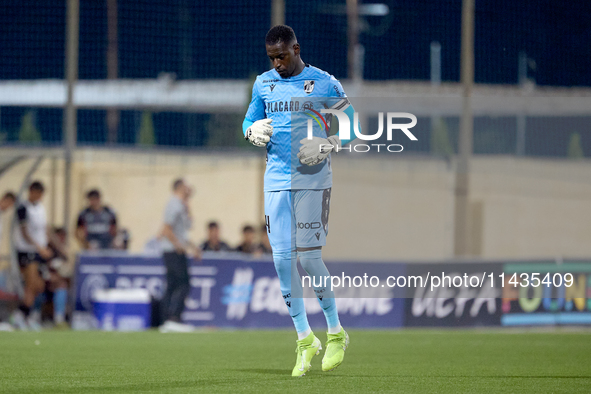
[403,262,503,327]
[72,253,406,330]
[401,260,591,327]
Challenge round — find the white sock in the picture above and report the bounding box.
[327,324,342,335]
[29,310,41,323]
[54,313,65,324]
[297,328,312,340]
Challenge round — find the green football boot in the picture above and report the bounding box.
[322,328,349,372]
[292,332,322,377]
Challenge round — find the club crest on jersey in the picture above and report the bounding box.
[304,80,315,94]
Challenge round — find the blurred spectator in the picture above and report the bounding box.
[144,235,163,255]
[144,186,193,256]
[0,191,16,249]
[200,221,231,252]
[159,178,200,333]
[11,181,53,330]
[45,227,70,328]
[235,225,259,255]
[76,189,118,250]
[258,223,272,254]
[0,191,16,329]
[113,228,130,250]
[48,227,68,272]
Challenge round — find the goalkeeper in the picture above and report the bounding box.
[242,25,358,377]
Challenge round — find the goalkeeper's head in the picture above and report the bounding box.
[265,25,304,79]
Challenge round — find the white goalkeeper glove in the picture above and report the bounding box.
[245,119,273,147]
[297,135,341,166]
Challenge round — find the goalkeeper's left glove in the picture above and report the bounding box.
[297,135,341,166]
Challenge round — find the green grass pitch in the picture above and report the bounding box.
[1,329,590,393]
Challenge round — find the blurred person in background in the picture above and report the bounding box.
[258,222,272,255]
[159,178,200,333]
[75,189,118,250]
[28,226,71,329]
[0,191,17,248]
[10,181,53,330]
[200,221,231,252]
[144,234,163,255]
[45,227,70,328]
[112,228,130,250]
[235,224,260,255]
[0,192,16,330]
[144,185,194,256]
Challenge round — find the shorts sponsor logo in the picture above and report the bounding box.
[297,222,321,230]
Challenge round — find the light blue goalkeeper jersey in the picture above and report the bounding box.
[244,64,348,192]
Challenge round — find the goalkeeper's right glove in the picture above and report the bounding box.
[245,119,273,147]
[297,135,341,166]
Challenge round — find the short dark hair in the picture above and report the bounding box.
[86,189,101,199]
[54,227,67,237]
[2,191,16,202]
[172,178,184,191]
[265,25,296,46]
[243,225,254,233]
[208,221,219,230]
[29,181,44,193]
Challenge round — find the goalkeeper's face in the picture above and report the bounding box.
[266,41,300,78]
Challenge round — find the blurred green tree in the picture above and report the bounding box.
[430,117,454,158]
[137,111,155,146]
[206,113,247,147]
[567,132,584,159]
[207,72,259,149]
[18,111,42,143]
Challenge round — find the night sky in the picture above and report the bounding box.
[0,0,589,150]
[2,0,590,84]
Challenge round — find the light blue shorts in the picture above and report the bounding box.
[264,188,331,253]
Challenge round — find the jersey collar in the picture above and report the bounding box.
[271,63,311,80]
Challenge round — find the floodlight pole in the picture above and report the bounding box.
[516,51,527,156]
[271,0,285,26]
[64,0,79,236]
[430,42,442,86]
[347,0,360,81]
[454,0,474,256]
[106,0,119,144]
